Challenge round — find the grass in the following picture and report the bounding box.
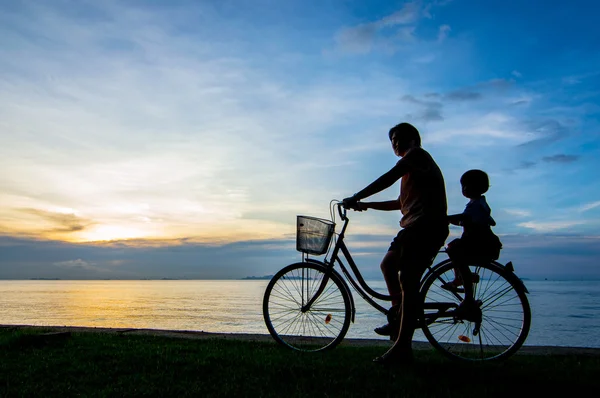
[0,328,599,397]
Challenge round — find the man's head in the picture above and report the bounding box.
[460,169,490,198]
[389,123,421,157]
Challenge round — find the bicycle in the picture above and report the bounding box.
[262,201,531,362]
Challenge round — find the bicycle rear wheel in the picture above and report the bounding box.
[263,262,352,352]
[420,261,531,361]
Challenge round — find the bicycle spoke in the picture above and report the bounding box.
[482,316,521,338]
[264,263,351,352]
[420,261,530,361]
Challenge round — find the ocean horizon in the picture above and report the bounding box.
[1,279,599,348]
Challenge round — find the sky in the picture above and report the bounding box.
[1,0,599,280]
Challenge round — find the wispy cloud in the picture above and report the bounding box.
[505,209,531,217]
[401,94,444,122]
[0,1,417,243]
[333,1,448,54]
[518,220,585,232]
[437,24,451,42]
[444,89,482,101]
[542,154,580,163]
[579,201,600,212]
[16,208,95,234]
[518,119,571,147]
[53,259,96,270]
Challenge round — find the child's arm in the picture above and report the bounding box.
[447,213,465,226]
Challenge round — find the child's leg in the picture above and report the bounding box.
[446,239,465,285]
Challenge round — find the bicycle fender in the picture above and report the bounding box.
[420,259,453,292]
[492,261,530,294]
[305,258,356,323]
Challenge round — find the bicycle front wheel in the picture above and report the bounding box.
[263,262,352,352]
[420,261,531,361]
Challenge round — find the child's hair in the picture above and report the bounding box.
[460,169,490,195]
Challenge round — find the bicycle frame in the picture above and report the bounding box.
[300,204,462,319]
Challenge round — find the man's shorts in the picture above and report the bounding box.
[388,221,449,271]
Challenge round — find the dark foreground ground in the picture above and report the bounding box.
[1,325,599,397]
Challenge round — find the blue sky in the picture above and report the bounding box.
[1,0,599,279]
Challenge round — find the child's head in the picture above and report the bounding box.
[460,169,489,198]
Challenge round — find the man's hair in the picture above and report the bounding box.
[388,123,421,146]
[460,169,490,195]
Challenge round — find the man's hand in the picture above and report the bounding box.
[342,196,358,209]
[342,196,367,211]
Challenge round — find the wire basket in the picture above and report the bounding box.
[296,215,335,255]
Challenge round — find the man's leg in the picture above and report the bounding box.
[380,251,402,307]
[373,223,449,363]
[374,251,402,337]
[394,265,422,357]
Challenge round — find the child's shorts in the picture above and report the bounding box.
[446,235,502,263]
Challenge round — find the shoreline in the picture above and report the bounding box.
[2,324,599,356]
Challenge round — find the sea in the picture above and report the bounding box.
[0,279,598,348]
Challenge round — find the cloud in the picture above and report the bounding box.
[53,259,95,270]
[518,220,585,232]
[542,154,580,163]
[334,24,379,54]
[1,0,598,260]
[1,1,425,243]
[512,70,522,78]
[504,154,579,173]
[505,209,532,217]
[444,90,482,101]
[562,71,600,86]
[426,112,536,146]
[333,1,448,54]
[510,96,533,106]
[579,201,600,212]
[401,94,444,122]
[507,161,537,171]
[378,3,422,26]
[18,208,94,233]
[518,119,570,147]
[415,77,517,108]
[437,24,451,42]
[518,161,537,169]
[0,235,298,279]
[4,233,600,280]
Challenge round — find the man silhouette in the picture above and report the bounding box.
[343,122,448,364]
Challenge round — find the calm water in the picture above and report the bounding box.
[0,280,598,348]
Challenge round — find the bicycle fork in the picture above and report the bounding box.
[300,271,331,313]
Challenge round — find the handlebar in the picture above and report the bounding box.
[337,202,347,221]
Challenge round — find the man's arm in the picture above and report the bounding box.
[352,158,411,201]
[358,199,401,211]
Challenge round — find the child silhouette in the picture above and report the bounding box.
[444,169,502,291]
